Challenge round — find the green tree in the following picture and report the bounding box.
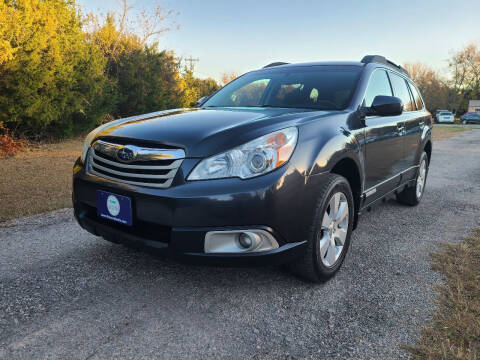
[113,47,183,117]
[87,4,219,115]
[179,64,200,107]
[0,0,114,138]
[178,63,220,107]
[86,1,184,117]
[195,77,220,99]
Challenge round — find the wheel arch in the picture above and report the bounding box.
[330,157,362,229]
[424,140,432,165]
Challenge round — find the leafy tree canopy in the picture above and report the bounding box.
[0,0,220,139]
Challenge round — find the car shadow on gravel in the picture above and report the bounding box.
[77,196,409,288]
[1,237,321,340]
[86,239,311,287]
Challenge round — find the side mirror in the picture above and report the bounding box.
[196,96,208,105]
[368,95,403,116]
[191,96,210,108]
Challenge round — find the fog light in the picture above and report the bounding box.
[237,232,261,250]
[238,233,252,248]
[204,229,279,254]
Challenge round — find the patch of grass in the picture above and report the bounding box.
[0,138,82,222]
[433,125,471,141]
[407,228,480,360]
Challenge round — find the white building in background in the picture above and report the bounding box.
[468,100,480,113]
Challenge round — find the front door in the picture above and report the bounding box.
[362,69,405,203]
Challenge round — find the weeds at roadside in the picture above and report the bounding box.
[406,228,480,360]
[0,122,26,157]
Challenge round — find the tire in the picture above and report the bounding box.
[396,151,429,206]
[287,174,354,282]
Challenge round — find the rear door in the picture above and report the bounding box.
[363,69,405,203]
[388,72,417,178]
[403,81,429,180]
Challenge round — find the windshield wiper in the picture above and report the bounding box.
[261,104,333,110]
[204,104,335,110]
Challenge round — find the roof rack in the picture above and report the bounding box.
[361,55,409,77]
[263,62,289,68]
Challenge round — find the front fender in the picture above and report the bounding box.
[309,132,362,175]
[290,114,363,175]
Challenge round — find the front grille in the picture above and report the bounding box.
[86,140,185,188]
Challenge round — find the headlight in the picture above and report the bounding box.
[187,127,298,180]
[80,129,97,163]
[80,121,120,163]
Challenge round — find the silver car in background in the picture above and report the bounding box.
[437,110,454,123]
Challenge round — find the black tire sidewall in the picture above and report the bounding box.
[312,177,354,278]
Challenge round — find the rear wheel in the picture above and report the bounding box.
[287,174,354,282]
[396,151,429,206]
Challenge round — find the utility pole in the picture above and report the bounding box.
[185,56,199,72]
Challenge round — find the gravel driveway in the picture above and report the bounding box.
[1,129,479,360]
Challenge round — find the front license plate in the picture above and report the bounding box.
[96,190,132,226]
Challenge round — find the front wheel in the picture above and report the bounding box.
[287,174,354,282]
[396,151,429,206]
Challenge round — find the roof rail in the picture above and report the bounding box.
[263,62,289,68]
[361,55,409,77]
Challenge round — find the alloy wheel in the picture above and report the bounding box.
[318,192,349,267]
[416,159,427,199]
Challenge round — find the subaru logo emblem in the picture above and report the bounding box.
[116,147,135,162]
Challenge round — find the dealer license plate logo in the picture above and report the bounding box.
[96,190,132,226]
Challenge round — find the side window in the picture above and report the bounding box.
[389,73,414,112]
[364,70,392,107]
[408,82,424,110]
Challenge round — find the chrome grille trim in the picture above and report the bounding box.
[92,153,183,170]
[91,162,177,179]
[88,168,176,188]
[87,140,185,189]
[93,140,185,161]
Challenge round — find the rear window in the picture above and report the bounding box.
[203,66,362,110]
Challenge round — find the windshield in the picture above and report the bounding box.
[203,65,362,111]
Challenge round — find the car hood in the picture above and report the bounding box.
[94,107,334,157]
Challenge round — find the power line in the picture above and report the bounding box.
[184,56,199,70]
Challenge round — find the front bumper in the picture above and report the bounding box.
[73,158,322,266]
